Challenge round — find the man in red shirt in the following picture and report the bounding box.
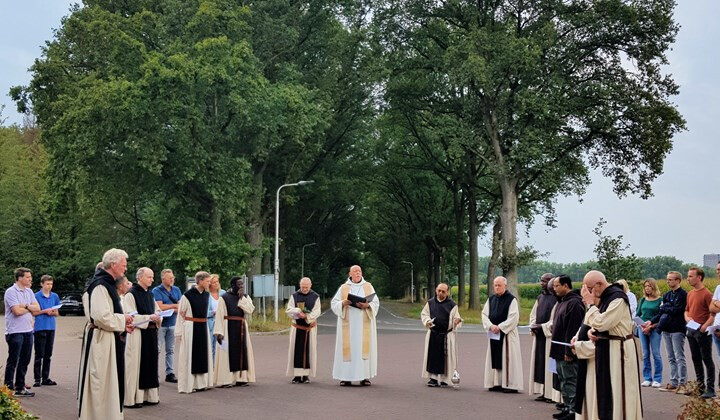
[684,267,715,399]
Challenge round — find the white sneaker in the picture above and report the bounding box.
[641,380,651,387]
[652,381,661,388]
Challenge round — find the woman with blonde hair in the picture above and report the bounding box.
[637,278,662,387]
[207,274,225,362]
[616,279,637,315]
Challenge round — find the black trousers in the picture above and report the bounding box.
[687,329,715,393]
[4,332,33,391]
[33,330,56,382]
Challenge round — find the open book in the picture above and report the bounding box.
[347,293,376,309]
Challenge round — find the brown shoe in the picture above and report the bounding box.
[659,384,677,392]
[675,384,687,395]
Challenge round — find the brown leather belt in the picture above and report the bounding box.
[602,334,634,340]
[185,317,207,323]
[292,323,316,331]
[224,316,245,321]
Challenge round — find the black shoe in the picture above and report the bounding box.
[360,379,372,386]
[559,412,575,420]
[165,374,178,383]
[125,403,143,409]
[14,389,34,397]
[502,388,518,393]
[33,381,41,387]
[553,409,569,419]
[301,376,310,384]
[427,379,439,387]
[555,403,566,410]
[439,382,448,387]
[41,379,57,386]
[340,381,351,386]
[489,385,503,392]
[292,376,302,384]
[144,401,159,406]
[236,382,248,387]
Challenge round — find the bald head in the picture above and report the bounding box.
[349,265,363,283]
[493,276,507,296]
[583,270,608,298]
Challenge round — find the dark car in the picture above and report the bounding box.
[58,294,84,316]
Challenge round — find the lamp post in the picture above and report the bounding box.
[301,242,317,278]
[401,261,414,303]
[275,180,314,321]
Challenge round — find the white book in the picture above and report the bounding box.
[686,320,701,330]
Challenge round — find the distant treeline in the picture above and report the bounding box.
[478,255,713,284]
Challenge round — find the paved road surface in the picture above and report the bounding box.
[0,309,704,419]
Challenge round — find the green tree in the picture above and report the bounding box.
[592,218,642,281]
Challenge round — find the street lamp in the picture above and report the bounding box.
[275,180,314,321]
[301,242,317,278]
[401,261,414,303]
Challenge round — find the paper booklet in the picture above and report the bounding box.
[686,320,701,330]
[551,340,572,347]
[488,330,501,341]
[706,324,720,336]
[548,357,557,374]
[50,304,63,310]
[632,316,645,327]
[158,309,174,318]
[132,319,152,327]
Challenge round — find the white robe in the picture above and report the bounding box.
[481,297,524,391]
[122,293,160,406]
[331,279,380,381]
[286,294,321,377]
[420,301,462,382]
[585,300,643,420]
[540,304,563,403]
[213,295,256,386]
[79,286,126,420]
[175,295,213,393]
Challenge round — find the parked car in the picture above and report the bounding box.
[58,294,84,316]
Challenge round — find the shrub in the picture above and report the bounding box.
[0,385,37,420]
[677,381,720,419]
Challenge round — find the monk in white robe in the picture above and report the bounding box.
[286,277,321,383]
[582,271,642,420]
[123,268,161,408]
[331,265,380,385]
[78,249,133,420]
[213,276,256,387]
[528,273,557,401]
[482,276,523,392]
[176,271,213,393]
[421,283,462,386]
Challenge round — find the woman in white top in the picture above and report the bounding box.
[207,274,225,362]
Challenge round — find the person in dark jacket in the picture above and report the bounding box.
[550,275,586,420]
[646,271,687,393]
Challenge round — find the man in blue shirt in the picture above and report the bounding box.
[33,274,60,387]
[152,268,182,383]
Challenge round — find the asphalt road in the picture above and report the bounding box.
[0,308,708,419]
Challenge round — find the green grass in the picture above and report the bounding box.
[383,298,534,326]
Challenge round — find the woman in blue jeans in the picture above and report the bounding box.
[637,278,663,387]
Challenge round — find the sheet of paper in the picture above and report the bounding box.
[706,324,720,335]
[547,357,557,374]
[219,338,228,352]
[158,309,174,318]
[488,330,501,341]
[551,340,572,347]
[128,311,138,316]
[632,316,645,327]
[50,304,63,310]
[686,320,701,330]
[132,319,151,327]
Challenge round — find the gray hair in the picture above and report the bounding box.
[493,276,508,285]
[102,248,128,269]
[161,268,173,279]
[136,267,152,281]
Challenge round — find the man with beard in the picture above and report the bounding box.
[286,277,321,384]
[549,275,585,420]
[582,270,642,419]
[78,249,134,420]
[421,283,462,387]
[123,267,161,408]
[528,273,556,402]
[482,276,523,393]
[331,265,380,386]
[213,276,256,387]
[176,271,213,393]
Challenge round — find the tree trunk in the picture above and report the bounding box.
[486,216,501,297]
[499,177,519,296]
[455,189,466,306]
[244,172,265,280]
[426,247,435,301]
[468,190,479,310]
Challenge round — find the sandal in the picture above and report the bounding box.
[360,379,371,386]
[340,381,351,386]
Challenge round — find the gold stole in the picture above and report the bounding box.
[341,282,373,362]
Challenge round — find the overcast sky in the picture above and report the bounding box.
[2,1,718,264]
